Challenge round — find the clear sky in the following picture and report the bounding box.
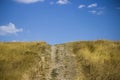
[0,0,120,44]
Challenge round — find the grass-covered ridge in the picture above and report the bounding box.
[0,42,51,80]
[0,40,120,80]
[65,40,120,80]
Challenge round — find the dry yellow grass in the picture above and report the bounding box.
[0,42,50,80]
[0,40,120,80]
[66,40,120,80]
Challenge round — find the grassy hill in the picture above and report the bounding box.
[0,40,120,80]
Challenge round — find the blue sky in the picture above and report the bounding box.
[0,0,120,44]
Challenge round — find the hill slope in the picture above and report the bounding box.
[0,40,120,80]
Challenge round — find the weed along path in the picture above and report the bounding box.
[49,45,76,80]
[51,45,56,65]
[21,44,77,80]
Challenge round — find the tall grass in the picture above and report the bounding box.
[0,42,50,80]
[66,40,120,80]
[0,40,120,80]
